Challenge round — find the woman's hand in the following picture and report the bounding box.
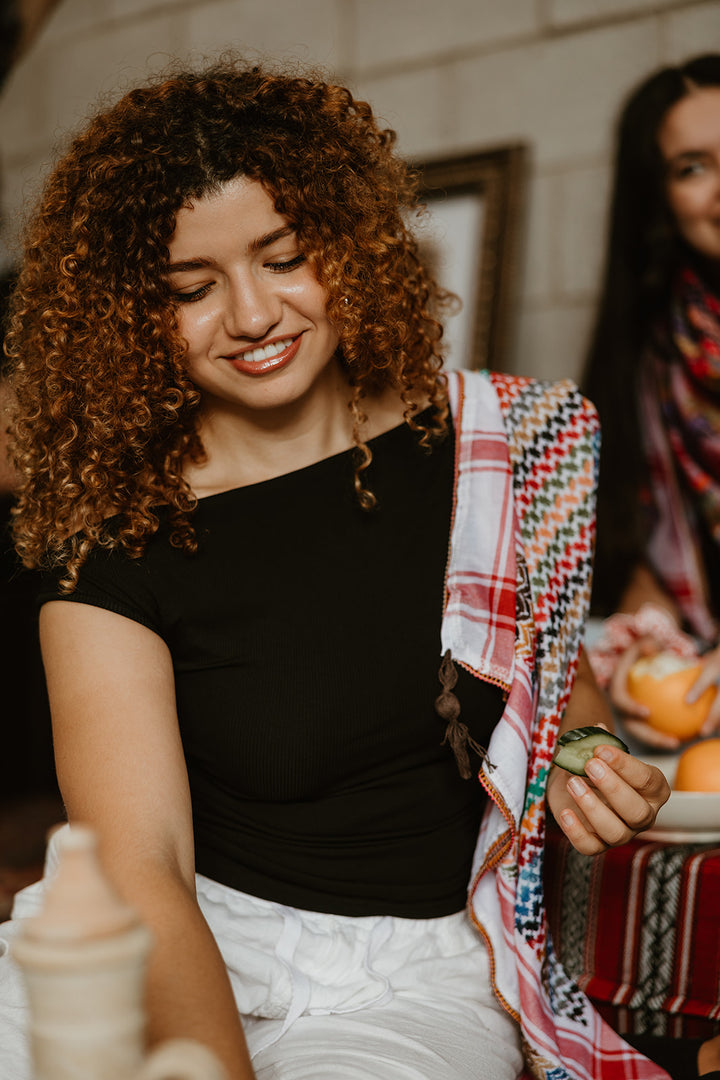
[547,741,670,855]
[548,646,670,854]
[607,634,682,748]
[610,639,720,748]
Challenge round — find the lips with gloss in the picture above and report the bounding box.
[228,335,301,376]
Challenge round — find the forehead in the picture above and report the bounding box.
[658,87,720,159]
[169,177,284,255]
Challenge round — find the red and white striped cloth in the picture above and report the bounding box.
[545,831,720,1040]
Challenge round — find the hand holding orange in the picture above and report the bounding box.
[626,651,716,740]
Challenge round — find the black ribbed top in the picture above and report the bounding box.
[39,414,505,917]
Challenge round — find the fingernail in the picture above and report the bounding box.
[568,776,587,796]
[595,745,614,763]
[585,758,605,780]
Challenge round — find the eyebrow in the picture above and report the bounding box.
[667,148,711,164]
[166,226,296,273]
[166,257,213,273]
[249,225,295,254]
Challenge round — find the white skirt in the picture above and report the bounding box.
[0,828,523,1080]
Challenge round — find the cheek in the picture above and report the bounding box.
[177,307,218,353]
[666,182,712,227]
[283,272,331,316]
[311,288,337,336]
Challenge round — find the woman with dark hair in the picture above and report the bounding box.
[583,55,720,747]
[0,58,673,1079]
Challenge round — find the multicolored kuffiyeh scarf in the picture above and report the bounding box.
[640,264,720,641]
[445,371,665,1079]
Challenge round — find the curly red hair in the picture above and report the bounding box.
[6,58,452,590]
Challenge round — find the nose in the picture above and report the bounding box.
[224,274,282,340]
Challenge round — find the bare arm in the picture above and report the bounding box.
[546,647,670,855]
[40,601,255,1080]
[616,562,680,620]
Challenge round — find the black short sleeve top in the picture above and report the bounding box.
[38,414,506,917]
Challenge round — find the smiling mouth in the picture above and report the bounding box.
[227,335,301,376]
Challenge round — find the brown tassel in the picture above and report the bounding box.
[435,649,493,779]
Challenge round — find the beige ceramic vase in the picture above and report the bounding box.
[13,825,226,1080]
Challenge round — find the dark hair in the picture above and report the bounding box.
[6,58,451,590]
[0,269,17,377]
[582,54,720,613]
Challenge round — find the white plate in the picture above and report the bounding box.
[641,826,720,843]
[642,753,720,841]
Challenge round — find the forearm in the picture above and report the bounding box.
[111,858,255,1080]
[557,646,614,738]
[42,605,257,1079]
[617,562,679,621]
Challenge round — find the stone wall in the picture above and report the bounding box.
[0,0,717,380]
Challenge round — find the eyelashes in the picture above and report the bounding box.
[674,163,704,179]
[264,254,306,272]
[170,254,307,304]
[667,156,711,181]
[173,283,213,304]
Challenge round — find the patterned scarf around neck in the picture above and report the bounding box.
[640,264,720,640]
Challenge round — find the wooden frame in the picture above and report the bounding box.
[412,144,526,372]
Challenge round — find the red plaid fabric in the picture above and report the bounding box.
[443,376,517,689]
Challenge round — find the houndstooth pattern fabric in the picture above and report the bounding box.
[444,371,666,1080]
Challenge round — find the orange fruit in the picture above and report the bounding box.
[626,652,715,740]
[674,738,720,792]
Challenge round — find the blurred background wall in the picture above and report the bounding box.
[0,0,718,380]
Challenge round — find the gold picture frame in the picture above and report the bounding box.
[412,144,527,372]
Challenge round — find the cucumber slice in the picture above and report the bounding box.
[552,726,629,775]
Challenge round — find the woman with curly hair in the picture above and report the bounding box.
[0,59,672,1080]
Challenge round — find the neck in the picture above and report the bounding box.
[186,365,407,497]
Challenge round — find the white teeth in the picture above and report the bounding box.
[241,338,294,364]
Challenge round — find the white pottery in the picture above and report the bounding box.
[13,825,226,1080]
